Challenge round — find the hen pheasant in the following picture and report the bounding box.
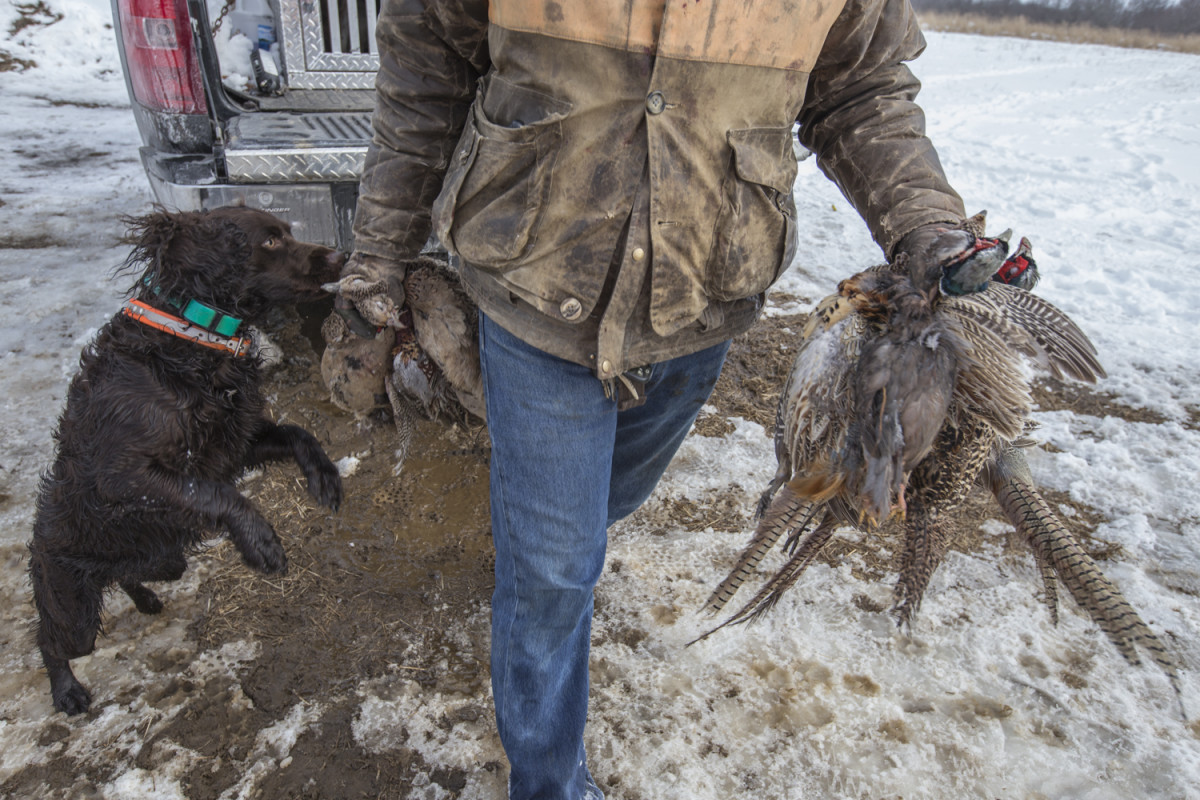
[699,221,1183,706]
[388,256,487,471]
[320,311,393,417]
[320,256,487,471]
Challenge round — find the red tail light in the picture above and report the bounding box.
[117,0,207,114]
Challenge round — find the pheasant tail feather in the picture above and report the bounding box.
[726,513,838,627]
[704,485,815,615]
[386,379,418,475]
[690,512,836,646]
[992,475,1183,705]
[892,509,954,628]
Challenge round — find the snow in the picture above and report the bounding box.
[2,3,1199,798]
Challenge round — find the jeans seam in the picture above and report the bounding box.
[480,317,520,742]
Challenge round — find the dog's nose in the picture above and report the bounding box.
[325,250,347,270]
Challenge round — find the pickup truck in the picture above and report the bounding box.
[110,0,378,251]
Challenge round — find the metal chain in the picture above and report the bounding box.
[210,0,237,33]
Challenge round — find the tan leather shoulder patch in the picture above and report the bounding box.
[490,0,847,70]
[490,0,664,50]
[659,0,846,70]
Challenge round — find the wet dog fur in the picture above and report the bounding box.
[27,206,344,715]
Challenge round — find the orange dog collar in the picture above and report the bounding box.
[121,299,252,357]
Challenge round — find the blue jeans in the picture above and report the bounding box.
[479,313,730,800]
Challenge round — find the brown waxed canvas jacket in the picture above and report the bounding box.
[352,0,966,380]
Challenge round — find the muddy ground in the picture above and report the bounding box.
[0,298,1154,799]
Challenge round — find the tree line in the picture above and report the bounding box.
[910,0,1200,35]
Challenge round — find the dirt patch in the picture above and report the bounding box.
[175,306,496,798]
[699,307,808,432]
[0,49,37,73]
[0,231,64,249]
[7,1,63,36]
[1032,376,1169,424]
[917,10,1200,55]
[12,145,115,176]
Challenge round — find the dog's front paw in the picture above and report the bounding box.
[120,581,164,614]
[230,517,288,575]
[244,536,288,575]
[307,458,343,511]
[44,654,92,715]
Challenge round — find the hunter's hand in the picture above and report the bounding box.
[323,253,407,335]
[896,220,1036,295]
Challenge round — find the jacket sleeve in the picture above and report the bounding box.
[351,0,491,263]
[797,0,965,258]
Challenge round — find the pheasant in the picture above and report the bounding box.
[320,255,487,471]
[387,256,486,472]
[320,310,394,417]
[698,220,1184,706]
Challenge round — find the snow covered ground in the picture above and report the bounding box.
[2,2,1198,798]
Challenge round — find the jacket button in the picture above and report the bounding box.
[560,297,583,320]
[601,359,613,375]
[646,91,666,115]
[632,247,645,261]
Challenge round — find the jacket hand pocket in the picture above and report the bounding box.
[705,126,798,301]
[433,76,572,270]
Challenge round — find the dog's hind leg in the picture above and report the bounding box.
[246,422,343,510]
[29,548,103,715]
[42,651,93,716]
[119,580,165,614]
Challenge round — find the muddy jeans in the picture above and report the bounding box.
[479,312,729,799]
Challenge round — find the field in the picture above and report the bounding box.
[919,9,1200,53]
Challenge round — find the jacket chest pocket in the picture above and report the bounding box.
[705,126,798,301]
[433,76,572,270]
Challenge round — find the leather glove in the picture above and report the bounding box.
[323,253,407,336]
[896,217,1027,296]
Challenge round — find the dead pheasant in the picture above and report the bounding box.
[320,312,393,417]
[698,221,1183,707]
[321,255,487,472]
[388,256,486,472]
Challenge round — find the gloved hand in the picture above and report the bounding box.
[896,215,1038,295]
[895,221,1008,296]
[323,252,408,336]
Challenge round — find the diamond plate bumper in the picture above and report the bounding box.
[139,149,358,250]
[223,110,372,183]
[224,147,367,183]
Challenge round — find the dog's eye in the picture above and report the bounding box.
[262,236,281,249]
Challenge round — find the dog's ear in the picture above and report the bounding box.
[118,210,251,303]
